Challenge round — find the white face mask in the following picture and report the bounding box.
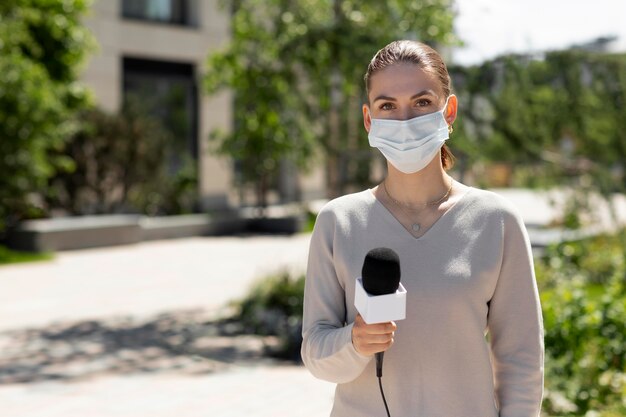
[368,98,450,174]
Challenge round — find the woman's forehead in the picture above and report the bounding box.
[368,63,443,100]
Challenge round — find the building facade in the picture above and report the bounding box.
[81,0,277,211]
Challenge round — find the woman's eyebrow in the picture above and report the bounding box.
[372,94,397,103]
[373,89,437,103]
[410,89,437,100]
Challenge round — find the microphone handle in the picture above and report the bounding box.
[375,351,384,378]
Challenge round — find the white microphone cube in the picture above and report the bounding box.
[354,277,406,324]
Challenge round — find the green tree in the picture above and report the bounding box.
[450,50,626,195]
[205,0,456,208]
[0,0,95,233]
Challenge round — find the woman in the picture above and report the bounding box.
[301,40,544,416]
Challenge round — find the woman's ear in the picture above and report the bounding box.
[445,94,458,125]
[363,104,372,133]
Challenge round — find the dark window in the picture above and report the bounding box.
[121,0,197,27]
[123,57,198,170]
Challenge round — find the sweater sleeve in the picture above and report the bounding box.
[488,208,544,417]
[301,207,372,383]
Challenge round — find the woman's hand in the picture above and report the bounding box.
[351,314,397,356]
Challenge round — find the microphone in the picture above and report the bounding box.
[362,248,401,296]
[355,247,406,378]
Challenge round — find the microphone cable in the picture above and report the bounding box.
[378,375,391,417]
[376,352,391,417]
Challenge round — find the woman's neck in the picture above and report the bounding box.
[384,158,451,207]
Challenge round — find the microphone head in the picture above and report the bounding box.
[361,247,401,296]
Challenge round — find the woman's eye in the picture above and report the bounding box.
[416,99,431,107]
[380,102,394,110]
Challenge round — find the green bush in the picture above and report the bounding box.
[235,271,304,361]
[537,230,626,416]
[46,102,198,216]
[304,210,317,233]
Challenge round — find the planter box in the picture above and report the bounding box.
[6,209,305,252]
[140,213,245,241]
[8,215,143,252]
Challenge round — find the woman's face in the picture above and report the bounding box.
[363,63,457,132]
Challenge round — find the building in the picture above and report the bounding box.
[81,0,326,212]
[82,0,370,210]
[81,0,232,210]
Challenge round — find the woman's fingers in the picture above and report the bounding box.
[355,314,396,332]
[354,332,393,344]
[352,314,397,356]
[369,322,397,334]
[353,338,391,355]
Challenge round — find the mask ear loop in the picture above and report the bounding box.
[442,96,453,135]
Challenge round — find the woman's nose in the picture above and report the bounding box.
[399,107,419,121]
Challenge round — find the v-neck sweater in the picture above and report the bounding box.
[301,187,544,417]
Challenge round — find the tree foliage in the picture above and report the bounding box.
[205,0,456,207]
[450,50,626,195]
[0,0,95,233]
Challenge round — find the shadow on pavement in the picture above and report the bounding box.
[0,309,281,385]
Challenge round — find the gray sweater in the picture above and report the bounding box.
[301,187,544,417]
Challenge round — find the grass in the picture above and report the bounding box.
[0,245,54,265]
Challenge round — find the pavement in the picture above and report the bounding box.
[0,234,336,417]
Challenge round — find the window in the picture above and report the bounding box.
[121,0,198,27]
[123,57,198,170]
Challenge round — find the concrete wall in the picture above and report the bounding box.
[80,0,233,210]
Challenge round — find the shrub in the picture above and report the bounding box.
[235,271,304,361]
[537,230,626,415]
[46,102,198,216]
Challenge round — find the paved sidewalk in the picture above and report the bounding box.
[0,234,313,332]
[0,364,335,417]
[0,234,336,416]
